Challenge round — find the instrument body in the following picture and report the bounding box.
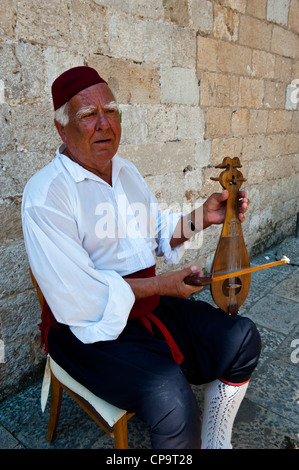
[184,157,290,315]
[210,157,250,315]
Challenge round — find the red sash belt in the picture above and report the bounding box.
[124,265,184,365]
[39,265,184,365]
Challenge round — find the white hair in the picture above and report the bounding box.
[54,102,70,126]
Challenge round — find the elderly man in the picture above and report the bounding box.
[22,66,261,449]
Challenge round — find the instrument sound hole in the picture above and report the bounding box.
[222,277,242,296]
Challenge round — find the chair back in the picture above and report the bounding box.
[29,269,44,310]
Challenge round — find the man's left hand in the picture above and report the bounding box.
[203,190,249,228]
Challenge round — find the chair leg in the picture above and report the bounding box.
[46,372,63,442]
[113,414,129,449]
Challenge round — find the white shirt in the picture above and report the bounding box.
[22,144,185,344]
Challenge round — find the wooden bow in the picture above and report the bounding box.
[184,157,290,316]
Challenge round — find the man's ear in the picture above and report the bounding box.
[54,119,67,143]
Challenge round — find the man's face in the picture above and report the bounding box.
[56,83,121,179]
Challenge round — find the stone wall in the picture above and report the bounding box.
[0,0,298,399]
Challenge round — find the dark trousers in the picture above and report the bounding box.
[48,296,261,449]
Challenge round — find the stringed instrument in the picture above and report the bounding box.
[210,157,250,315]
[184,157,290,315]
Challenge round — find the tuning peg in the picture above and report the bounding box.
[215,157,231,169]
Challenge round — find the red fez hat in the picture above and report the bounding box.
[51,66,107,110]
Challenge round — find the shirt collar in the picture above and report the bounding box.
[56,144,126,185]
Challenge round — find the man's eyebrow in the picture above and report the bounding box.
[76,105,97,119]
[76,101,119,119]
[103,101,119,111]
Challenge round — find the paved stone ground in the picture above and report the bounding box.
[0,237,298,450]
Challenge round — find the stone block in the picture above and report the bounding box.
[217,0,246,13]
[252,50,275,79]
[247,160,266,185]
[218,42,252,76]
[0,240,31,299]
[267,0,290,26]
[171,26,196,68]
[0,169,18,199]
[271,25,299,59]
[0,103,13,154]
[145,104,178,143]
[255,134,281,158]
[89,55,161,104]
[195,139,211,167]
[272,175,299,205]
[109,14,145,62]
[0,289,43,392]
[189,0,213,33]
[266,155,293,180]
[205,107,232,137]
[241,135,256,162]
[11,101,58,154]
[161,171,185,206]
[196,36,218,73]
[177,106,205,140]
[239,77,264,108]
[118,141,196,177]
[292,110,299,132]
[183,168,203,202]
[248,110,268,134]
[71,0,110,56]
[211,137,243,164]
[239,15,272,51]
[292,60,299,81]
[144,21,172,65]
[0,42,45,101]
[267,110,293,133]
[264,81,287,109]
[16,0,71,47]
[232,108,249,136]
[119,104,147,145]
[0,195,23,242]
[129,63,161,104]
[214,4,239,41]
[200,72,239,107]
[93,0,137,15]
[162,0,189,27]
[274,56,293,82]
[0,0,17,39]
[281,133,299,154]
[289,0,299,34]
[246,0,267,19]
[137,1,164,20]
[160,67,199,105]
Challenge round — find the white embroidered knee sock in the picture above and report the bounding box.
[201,379,249,449]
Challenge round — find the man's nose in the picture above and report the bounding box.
[96,111,110,129]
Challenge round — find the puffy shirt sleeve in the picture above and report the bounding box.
[22,203,135,344]
[155,208,186,264]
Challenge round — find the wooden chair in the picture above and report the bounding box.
[30,270,134,449]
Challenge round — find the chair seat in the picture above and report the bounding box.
[41,356,127,428]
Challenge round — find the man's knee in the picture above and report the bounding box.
[223,316,262,383]
[140,368,201,449]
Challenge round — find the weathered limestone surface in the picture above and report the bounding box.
[0,0,298,399]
